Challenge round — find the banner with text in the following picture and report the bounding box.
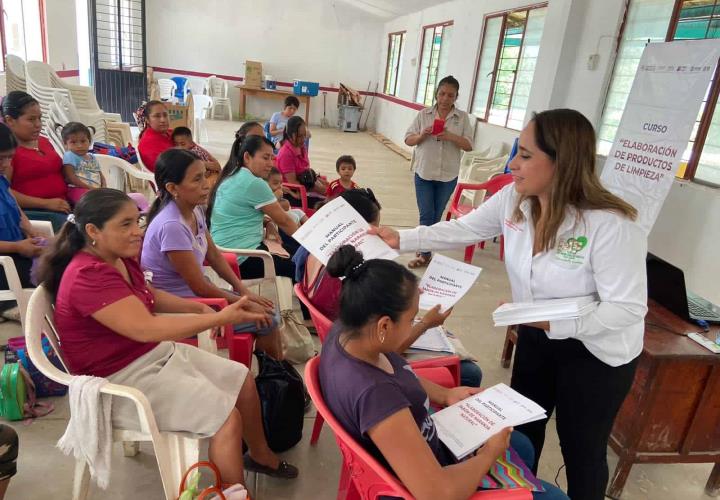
[600,39,720,233]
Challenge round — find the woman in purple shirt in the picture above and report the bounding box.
[141,149,283,359]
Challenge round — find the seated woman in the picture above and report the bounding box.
[138,100,174,172]
[268,95,299,147]
[142,148,283,359]
[0,123,45,311]
[36,188,298,484]
[2,91,70,232]
[275,116,327,204]
[320,245,568,500]
[296,189,481,387]
[208,135,298,280]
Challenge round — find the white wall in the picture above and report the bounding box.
[146,0,384,126]
[44,0,79,73]
[375,0,720,305]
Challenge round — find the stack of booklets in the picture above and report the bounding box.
[407,326,456,354]
[492,296,598,327]
[431,383,547,461]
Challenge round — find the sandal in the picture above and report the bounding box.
[408,253,432,269]
[243,453,299,479]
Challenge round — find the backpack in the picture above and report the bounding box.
[5,336,68,397]
[254,351,305,452]
[0,362,53,421]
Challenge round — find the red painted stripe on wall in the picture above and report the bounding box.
[56,69,80,77]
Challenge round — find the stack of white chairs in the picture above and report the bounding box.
[457,143,511,207]
[206,76,232,120]
[5,54,27,93]
[25,61,122,128]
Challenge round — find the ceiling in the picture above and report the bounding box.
[333,0,447,19]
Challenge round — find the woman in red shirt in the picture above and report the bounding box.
[137,100,173,172]
[36,188,298,484]
[2,91,70,232]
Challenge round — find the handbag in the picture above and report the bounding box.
[254,350,305,452]
[178,460,248,500]
[274,277,314,363]
[5,336,68,397]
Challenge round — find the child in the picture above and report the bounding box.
[325,155,358,198]
[268,96,300,147]
[171,126,222,187]
[61,122,105,204]
[267,167,307,225]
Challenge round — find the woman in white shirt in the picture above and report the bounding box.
[404,75,473,269]
[371,108,647,500]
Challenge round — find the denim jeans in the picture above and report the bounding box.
[414,174,457,257]
[510,432,569,500]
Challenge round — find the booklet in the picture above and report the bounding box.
[431,383,546,461]
[291,197,399,266]
[492,296,598,327]
[408,325,456,353]
[418,254,482,312]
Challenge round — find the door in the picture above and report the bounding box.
[88,0,146,122]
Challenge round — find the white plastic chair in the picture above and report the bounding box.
[49,91,110,141]
[157,79,177,103]
[5,54,27,93]
[135,144,154,174]
[186,78,206,97]
[24,285,214,500]
[206,76,232,120]
[192,95,213,144]
[96,154,158,204]
[458,155,508,206]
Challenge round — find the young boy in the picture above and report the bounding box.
[268,96,300,147]
[326,155,359,198]
[171,127,222,186]
[267,167,307,225]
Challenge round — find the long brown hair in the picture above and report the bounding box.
[513,108,637,252]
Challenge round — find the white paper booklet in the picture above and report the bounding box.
[418,254,482,312]
[408,326,456,353]
[431,383,546,460]
[291,197,399,265]
[492,296,598,327]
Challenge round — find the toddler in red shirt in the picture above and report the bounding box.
[325,155,358,198]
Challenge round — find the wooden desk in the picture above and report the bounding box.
[608,300,720,498]
[235,86,310,124]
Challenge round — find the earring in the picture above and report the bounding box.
[379,330,386,344]
[91,240,96,247]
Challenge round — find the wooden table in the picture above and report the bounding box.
[235,86,310,123]
[608,300,720,498]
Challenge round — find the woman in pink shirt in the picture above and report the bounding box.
[275,116,327,205]
[37,188,298,484]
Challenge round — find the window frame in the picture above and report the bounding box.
[0,0,48,71]
[383,30,406,96]
[413,20,454,106]
[469,2,549,129]
[603,0,720,182]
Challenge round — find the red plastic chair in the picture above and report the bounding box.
[295,282,462,445]
[305,357,532,500]
[283,182,316,217]
[445,173,514,263]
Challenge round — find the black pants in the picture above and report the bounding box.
[0,253,34,311]
[511,326,638,500]
[238,244,296,281]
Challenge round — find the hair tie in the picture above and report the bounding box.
[66,214,76,224]
[348,260,366,278]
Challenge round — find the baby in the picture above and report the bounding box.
[268,167,307,225]
[61,122,105,204]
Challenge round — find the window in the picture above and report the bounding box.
[598,0,720,185]
[95,0,144,71]
[384,31,405,96]
[0,0,47,72]
[415,21,453,106]
[470,4,548,130]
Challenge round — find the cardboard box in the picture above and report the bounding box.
[244,60,263,88]
[166,94,194,132]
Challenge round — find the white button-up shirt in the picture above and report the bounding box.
[406,105,473,182]
[399,184,648,367]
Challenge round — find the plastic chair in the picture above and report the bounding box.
[157,79,178,103]
[170,77,189,104]
[193,95,213,144]
[5,54,27,93]
[96,154,158,203]
[47,91,110,144]
[186,78,206,97]
[305,357,531,500]
[282,182,316,217]
[294,283,460,445]
[206,76,232,120]
[446,174,514,263]
[135,145,154,174]
[24,285,212,500]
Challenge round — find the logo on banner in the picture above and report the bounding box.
[555,236,588,265]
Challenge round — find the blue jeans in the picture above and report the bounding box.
[459,360,483,387]
[511,432,569,500]
[414,174,457,257]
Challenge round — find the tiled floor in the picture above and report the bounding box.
[0,119,715,499]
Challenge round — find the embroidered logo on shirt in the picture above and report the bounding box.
[555,236,588,265]
[504,218,523,232]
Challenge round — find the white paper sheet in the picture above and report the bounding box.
[408,326,456,353]
[418,254,482,312]
[291,197,399,265]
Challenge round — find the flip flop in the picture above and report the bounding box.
[408,253,432,269]
[243,453,299,479]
